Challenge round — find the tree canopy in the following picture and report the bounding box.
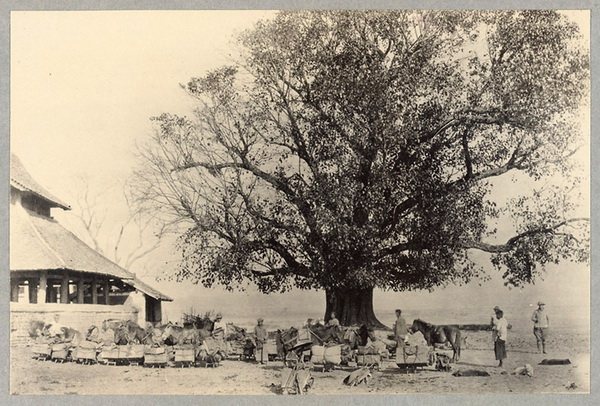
[134,10,589,326]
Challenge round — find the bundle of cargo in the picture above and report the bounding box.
[174,344,197,367]
[396,345,435,373]
[356,346,381,368]
[310,344,342,372]
[225,340,244,359]
[196,350,222,368]
[144,346,168,368]
[197,338,225,367]
[31,343,52,361]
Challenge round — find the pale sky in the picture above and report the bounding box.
[9,10,591,328]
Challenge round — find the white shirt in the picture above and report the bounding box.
[48,320,64,336]
[213,320,226,338]
[493,317,508,341]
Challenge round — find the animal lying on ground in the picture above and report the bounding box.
[513,364,534,376]
[539,359,571,365]
[452,369,490,377]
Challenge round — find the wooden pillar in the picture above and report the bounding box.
[28,278,38,304]
[48,284,57,303]
[91,278,98,304]
[104,279,111,305]
[10,277,20,302]
[38,271,48,304]
[77,277,84,304]
[60,272,69,304]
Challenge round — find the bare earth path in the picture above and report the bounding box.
[10,330,589,395]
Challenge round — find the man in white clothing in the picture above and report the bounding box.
[492,310,508,367]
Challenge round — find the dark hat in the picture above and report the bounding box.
[537,301,545,306]
[493,306,502,311]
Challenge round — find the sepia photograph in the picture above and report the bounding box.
[7,7,591,397]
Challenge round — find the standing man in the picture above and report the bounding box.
[254,318,268,364]
[532,301,550,354]
[492,309,508,367]
[393,309,409,348]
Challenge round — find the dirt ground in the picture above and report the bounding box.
[10,329,589,395]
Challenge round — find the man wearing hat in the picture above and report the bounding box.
[490,306,502,330]
[492,309,508,367]
[532,301,550,354]
[254,318,268,364]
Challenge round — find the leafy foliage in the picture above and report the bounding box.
[134,11,589,297]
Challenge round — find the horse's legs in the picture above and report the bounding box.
[450,331,461,362]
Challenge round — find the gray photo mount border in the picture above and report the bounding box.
[0,1,597,405]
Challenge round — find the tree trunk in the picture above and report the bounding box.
[325,287,387,329]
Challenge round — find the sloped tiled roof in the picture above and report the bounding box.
[10,154,71,210]
[11,205,134,279]
[9,155,172,302]
[127,277,172,302]
[10,204,172,301]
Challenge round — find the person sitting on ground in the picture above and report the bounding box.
[326,312,340,328]
[254,318,268,364]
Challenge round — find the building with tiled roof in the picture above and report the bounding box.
[10,154,172,339]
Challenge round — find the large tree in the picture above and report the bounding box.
[134,11,589,327]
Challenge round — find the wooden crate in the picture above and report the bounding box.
[32,344,51,358]
[51,344,69,361]
[123,345,145,359]
[100,346,120,359]
[264,341,278,356]
[144,346,166,355]
[75,347,97,361]
[144,352,168,366]
[356,354,381,366]
[396,345,432,367]
[174,346,196,363]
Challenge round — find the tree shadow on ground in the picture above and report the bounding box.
[261,364,285,372]
[454,361,496,368]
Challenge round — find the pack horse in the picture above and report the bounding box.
[409,319,461,362]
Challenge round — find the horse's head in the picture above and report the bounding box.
[409,319,423,334]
